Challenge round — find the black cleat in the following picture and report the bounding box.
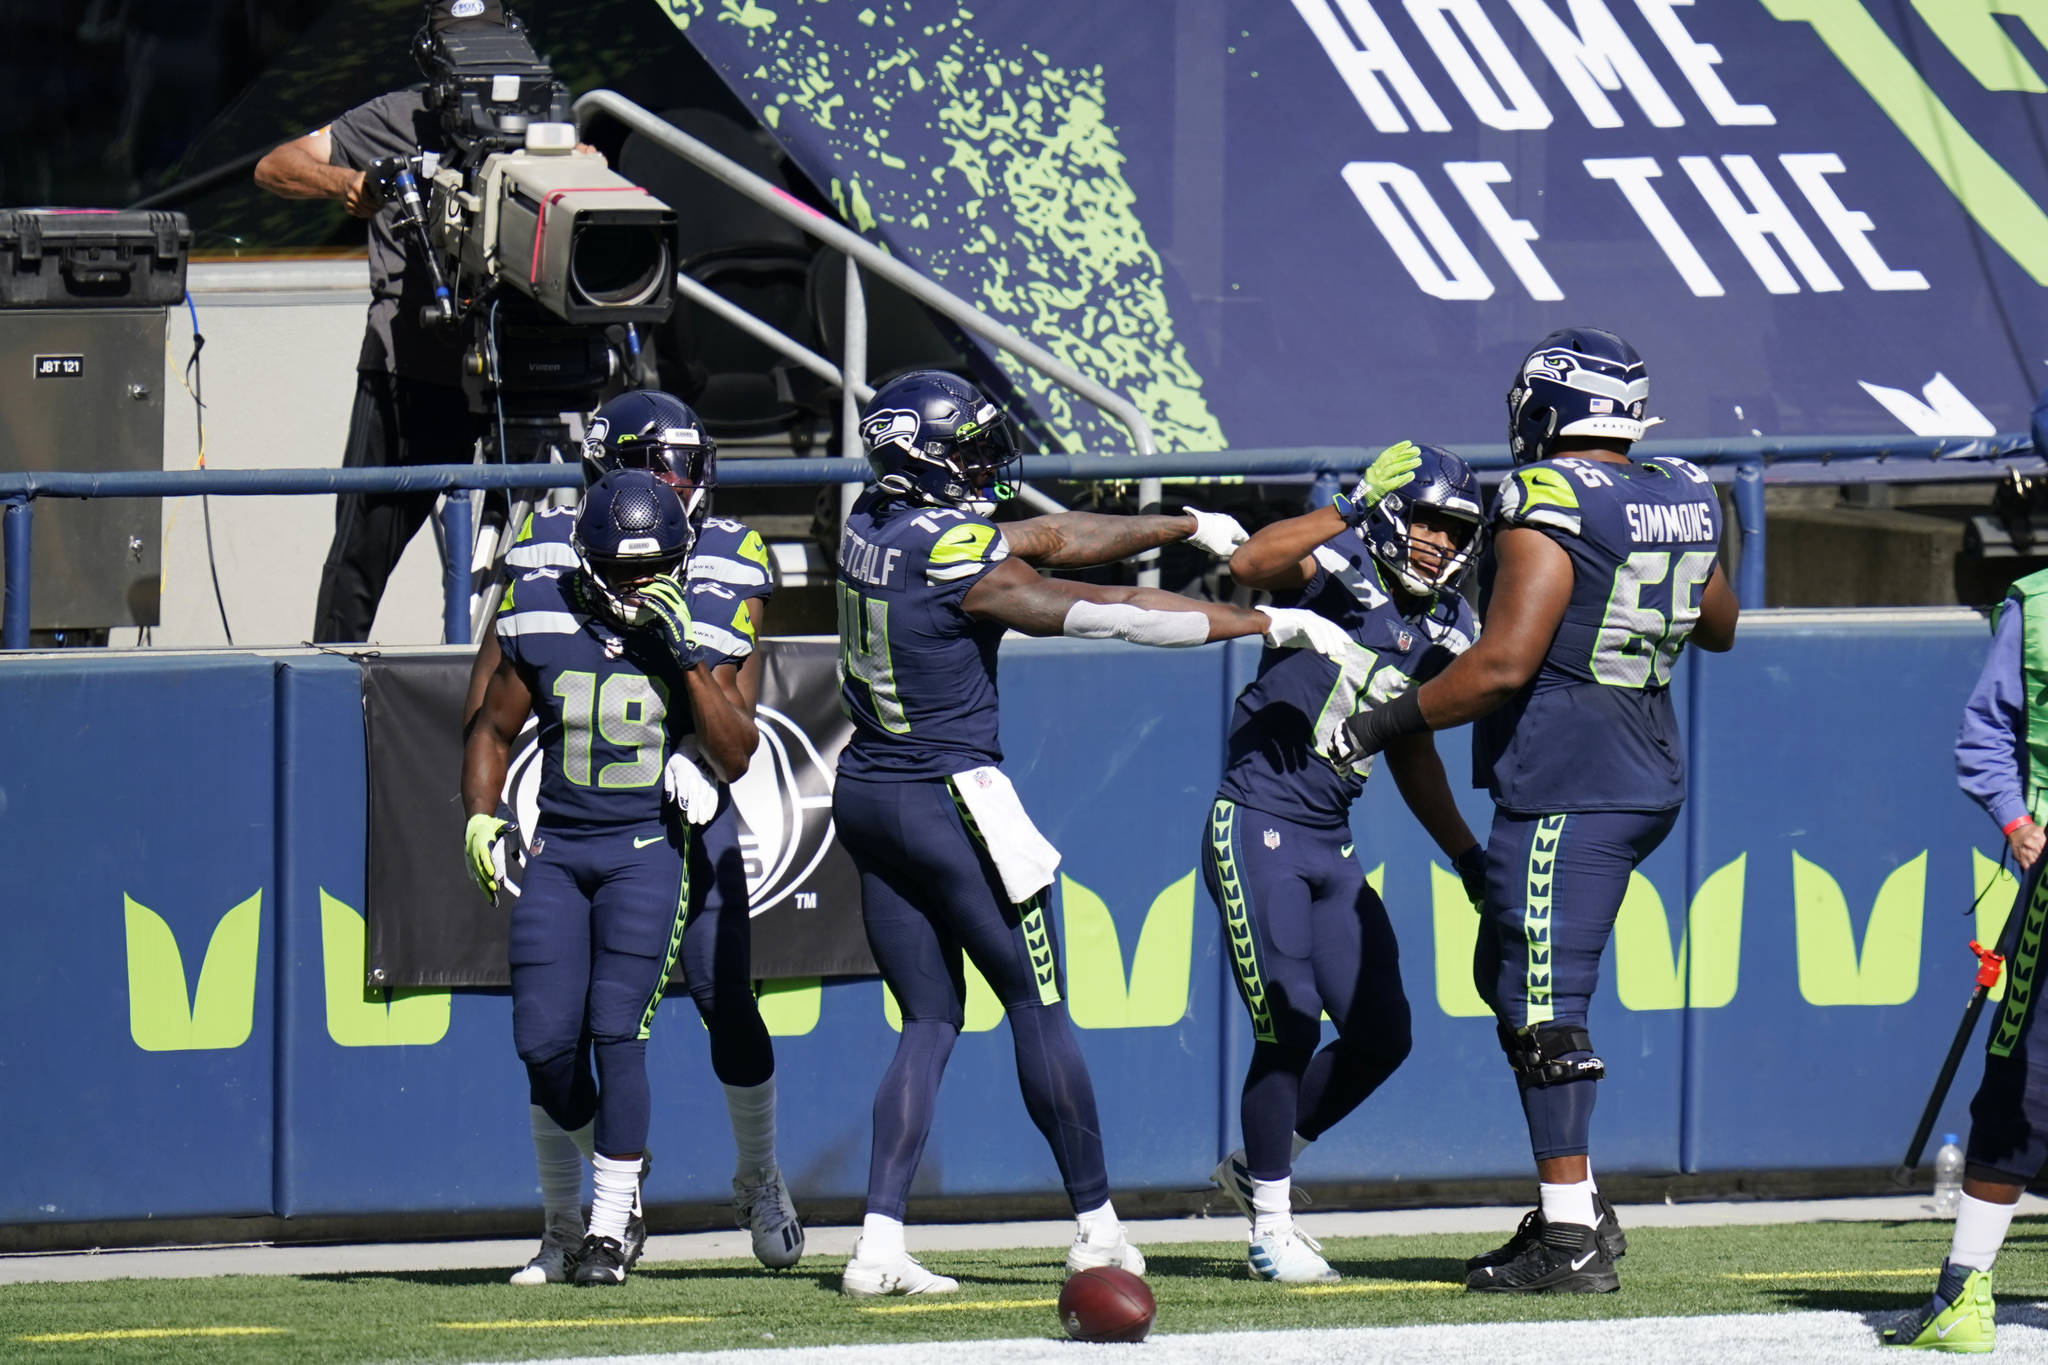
[1466,1219,1619,1294]
[621,1150,651,1270]
[573,1234,629,1286]
[1465,1194,1626,1273]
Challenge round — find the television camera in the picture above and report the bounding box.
[368,9,678,629]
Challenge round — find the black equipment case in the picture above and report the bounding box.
[0,210,191,309]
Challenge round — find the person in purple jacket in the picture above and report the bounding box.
[1884,550,2048,1352]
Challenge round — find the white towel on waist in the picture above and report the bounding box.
[949,765,1062,904]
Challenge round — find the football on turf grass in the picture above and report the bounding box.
[1058,1266,1156,1342]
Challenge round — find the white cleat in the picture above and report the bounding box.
[734,1165,805,1269]
[1211,1148,1255,1224]
[1066,1221,1147,1276]
[509,1215,584,1285]
[840,1237,960,1296]
[1247,1224,1340,1284]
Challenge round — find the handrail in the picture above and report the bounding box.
[1,433,2038,649]
[572,90,1159,460]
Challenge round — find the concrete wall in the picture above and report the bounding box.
[145,259,445,649]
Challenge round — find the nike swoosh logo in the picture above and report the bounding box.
[1935,1320,1963,1340]
[633,834,665,849]
[1339,844,1355,858]
[1570,1250,1598,1271]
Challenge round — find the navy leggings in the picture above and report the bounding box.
[1201,799,1412,1181]
[834,773,1110,1220]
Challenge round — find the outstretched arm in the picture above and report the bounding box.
[1229,442,1424,590]
[1340,527,1570,758]
[1414,527,1571,728]
[961,556,1269,641]
[998,512,1201,570]
[1231,506,1344,591]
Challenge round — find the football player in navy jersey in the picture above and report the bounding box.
[461,391,801,1283]
[463,468,767,1288]
[1202,441,1489,1283]
[1342,329,1738,1293]
[833,370,1352,1296]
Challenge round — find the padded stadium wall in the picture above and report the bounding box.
[0,611,2008,1226]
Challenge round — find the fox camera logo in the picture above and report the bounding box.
[495,705,836,916]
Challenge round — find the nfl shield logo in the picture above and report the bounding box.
[601,633,624,659]
[1263,828,1281,850]
[1395,629,1414,652]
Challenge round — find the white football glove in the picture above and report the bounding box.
[1257,606,1355,658]
[1183,506,1249,559]
[662,745,721,826]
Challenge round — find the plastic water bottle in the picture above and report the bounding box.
[1933,1133,1965,1217]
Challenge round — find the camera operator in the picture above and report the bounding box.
[253,0,503,643]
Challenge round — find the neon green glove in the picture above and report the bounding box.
[1334,441,1422,526]
[464,813,513,899]
[635,574,697,674]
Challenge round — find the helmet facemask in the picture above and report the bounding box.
[575,539,690,627]
[945,415,1019,515]
[1370,497,1483,598]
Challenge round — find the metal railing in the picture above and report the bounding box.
[572,91,1154,569]
[1,433,2036,649]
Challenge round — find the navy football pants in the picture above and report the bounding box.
[1968,852,2048,1183]
[512,800,776,1159]
[1477,806,1677,1162]
[834,773,1110,1221]
[1201,799,1412,1182]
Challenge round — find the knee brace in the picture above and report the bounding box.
[1498,1022,1606,1086]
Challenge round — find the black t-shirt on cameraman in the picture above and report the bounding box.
[326,88,466,388]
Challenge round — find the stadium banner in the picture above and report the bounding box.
[361,640,872,988]
[0,619,2018,1223]
[666,1,2048,453]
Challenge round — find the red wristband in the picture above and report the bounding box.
[2004,815,2034,836]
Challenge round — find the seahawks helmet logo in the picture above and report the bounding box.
[859,408,921,455]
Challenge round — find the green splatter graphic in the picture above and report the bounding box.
[656,0,1225,453]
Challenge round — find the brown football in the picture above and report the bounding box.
[1057,1265,1156,1343]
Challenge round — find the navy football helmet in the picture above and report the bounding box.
[1362,444,1485,597]
[1505,328,1661,466]
[572,468,694,624]
[857,370,1018,514]
[583,389,716,531]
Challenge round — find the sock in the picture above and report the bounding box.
[1252,1176,1292,1240]
[1292,1132,1312,1161]
[860,1211,906,1261]
[566,1120,596,1163]
[723,1078,779,1179]
[1951,1193,2019,1273]
[590,1153,642,1244]
[1539,1179,1598,1230]
[1075,1199,1120,1243]
[530,1105,586,1224]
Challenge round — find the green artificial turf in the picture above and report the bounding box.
[3,1216,2044,1364]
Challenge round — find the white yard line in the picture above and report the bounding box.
[464,1310,2048,1365]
